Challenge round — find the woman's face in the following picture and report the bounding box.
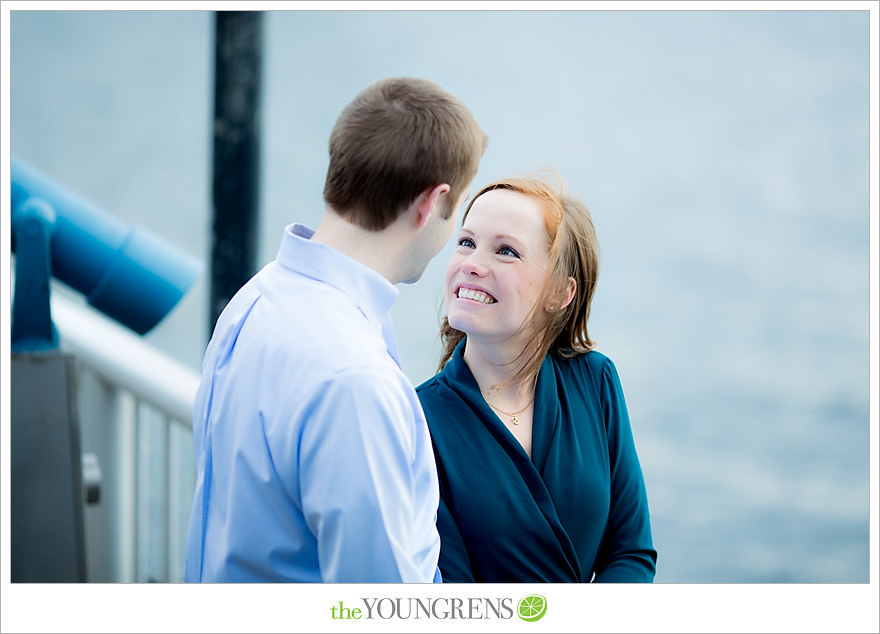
[445,188,552,346]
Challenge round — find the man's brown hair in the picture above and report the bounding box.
[323,77,487,231]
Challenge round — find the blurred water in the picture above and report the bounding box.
[9,9,872,583]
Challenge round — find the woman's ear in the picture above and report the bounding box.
[561,276,577,309]
[546,277,577,312]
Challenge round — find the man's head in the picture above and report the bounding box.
[322,77,487,231]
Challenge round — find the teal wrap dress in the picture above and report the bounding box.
[416,342,657,582]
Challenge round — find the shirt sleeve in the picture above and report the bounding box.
[296,368,435,583]
[590,356,658,582]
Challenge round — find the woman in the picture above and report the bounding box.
[416,174,657,582]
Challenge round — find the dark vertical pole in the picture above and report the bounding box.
[210,11,262,335]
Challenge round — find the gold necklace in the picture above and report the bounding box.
[485,397,533,426]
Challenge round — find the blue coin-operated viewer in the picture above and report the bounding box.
[10,156,201,582]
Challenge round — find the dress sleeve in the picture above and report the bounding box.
[590,355,658,582]
[295,369,436,583]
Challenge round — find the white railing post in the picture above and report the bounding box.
[168,422,184,582]
[158,413,171,582]
[116,391,139,583]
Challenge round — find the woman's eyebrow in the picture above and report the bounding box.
[495,233,519,241]
[459,228,526,247]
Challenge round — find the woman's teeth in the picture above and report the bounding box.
[458,288,496,304]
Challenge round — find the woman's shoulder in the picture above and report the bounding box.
[415,373,441,397]
[553,349,628,406]
[414,369,477,442]
[555,348,616,379]
[415,371,456,410]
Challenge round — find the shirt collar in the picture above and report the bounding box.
[276,223,399,328]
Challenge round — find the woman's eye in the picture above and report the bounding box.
[458,237,475,248]
[498,246,519,258]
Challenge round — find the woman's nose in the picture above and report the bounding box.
[461,251,487,277]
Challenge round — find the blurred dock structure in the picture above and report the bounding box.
[11,157,202,583]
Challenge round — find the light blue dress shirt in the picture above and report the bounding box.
[184,223,442,583]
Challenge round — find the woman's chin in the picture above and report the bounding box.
[446,314,473,335]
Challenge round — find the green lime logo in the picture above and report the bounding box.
[517,594,547,622]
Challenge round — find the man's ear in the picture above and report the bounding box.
[415,183,451,228]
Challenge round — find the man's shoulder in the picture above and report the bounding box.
[243,277,386,365]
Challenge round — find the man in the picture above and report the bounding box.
[184,77,487,582]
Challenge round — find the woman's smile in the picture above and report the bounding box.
[455,284,498,305]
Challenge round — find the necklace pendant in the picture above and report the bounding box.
[511,415,519,425]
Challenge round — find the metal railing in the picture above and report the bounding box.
[52,290,199,582]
